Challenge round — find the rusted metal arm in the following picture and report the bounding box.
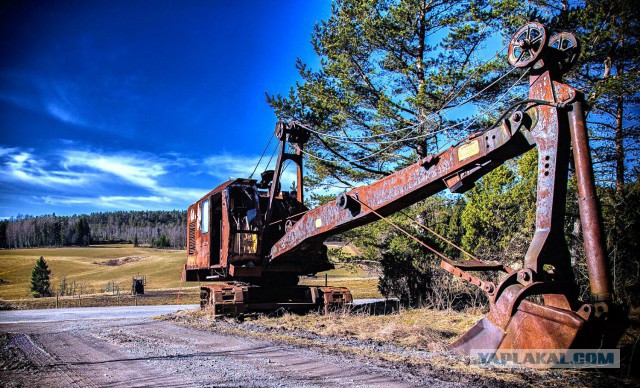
[568,97,612,304]
[269,113,536,261]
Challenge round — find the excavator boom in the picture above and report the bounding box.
[269,107,535,262]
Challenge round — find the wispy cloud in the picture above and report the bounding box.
[154,187,208,201]
[0,147,95,187]
[45,101,87,127]
[0,72,91,128]
[1,145,300,216]
[204,154,298,188]
[0,147,19,157]
[63,150,167,190]
[41,195,172,210]
[204,154,261,180]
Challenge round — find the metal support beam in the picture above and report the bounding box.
[568,97,612,304]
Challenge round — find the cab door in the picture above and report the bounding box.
[186,197,211,269]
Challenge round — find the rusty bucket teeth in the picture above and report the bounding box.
[451,300,588,362]
[450,317,505,355]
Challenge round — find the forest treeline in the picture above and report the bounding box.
[0,210,186,249]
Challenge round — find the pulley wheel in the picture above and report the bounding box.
[284,219,293,232]
[549,32,580,73]
[275,121,287,141]
[508,22,548,68]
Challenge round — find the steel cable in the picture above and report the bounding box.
[249,131,275,179]
[296,67,530,166]
[297,42,511,144]
[350,196,455,265]
[397,210,480,261]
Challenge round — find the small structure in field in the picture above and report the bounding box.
[131,275,146,295]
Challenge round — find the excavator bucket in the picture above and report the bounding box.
[448,280,592,357]
[451,301,589,354]
[451,304,593,369]
[499,301,587,350]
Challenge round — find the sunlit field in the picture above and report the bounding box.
[0,245,381,302]
[0,245,186,300]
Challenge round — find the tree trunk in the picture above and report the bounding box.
[615,96,625,196]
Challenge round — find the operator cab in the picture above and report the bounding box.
[183,179,263,281]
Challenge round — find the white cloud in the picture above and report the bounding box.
[204,154,299,189]
[154,187,209,202]
[63,150,166,190]
[1,148,94,187]
[45,101,87,127]
[204,154,261,180]
[0,146,19,157]
[60,149,216,206]
[0,73,91,128]
[2,145,304,215]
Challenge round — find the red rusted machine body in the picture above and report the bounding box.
[184,122,352,313]
[184,179,329,282]
[186,22,613,357]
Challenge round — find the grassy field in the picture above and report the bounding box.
[0,245,186,300]
[0,245,381,303]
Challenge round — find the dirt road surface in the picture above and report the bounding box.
[0,306,454,387]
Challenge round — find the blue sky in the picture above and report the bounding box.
[0,0,331,218]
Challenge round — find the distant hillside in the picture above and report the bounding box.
[0,210,187,249]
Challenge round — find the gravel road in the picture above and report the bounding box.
[0,306,453,387]
[0,305,199,324]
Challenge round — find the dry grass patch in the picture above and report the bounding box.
[93,256,148,266]
[325,242,361,257]
[302,262,375,280]
[170,308,612,386]
[299,263,381,299]
[0,298,19,310]
[256,307,483,349]
[1,247,380,300]
[299,278,381,299]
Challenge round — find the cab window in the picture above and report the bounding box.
[201,199,209,233]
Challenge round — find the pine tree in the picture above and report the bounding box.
[461,150,538,264]
[30,256,52,298]
[267,0,536,188]
[548,0,640,194]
